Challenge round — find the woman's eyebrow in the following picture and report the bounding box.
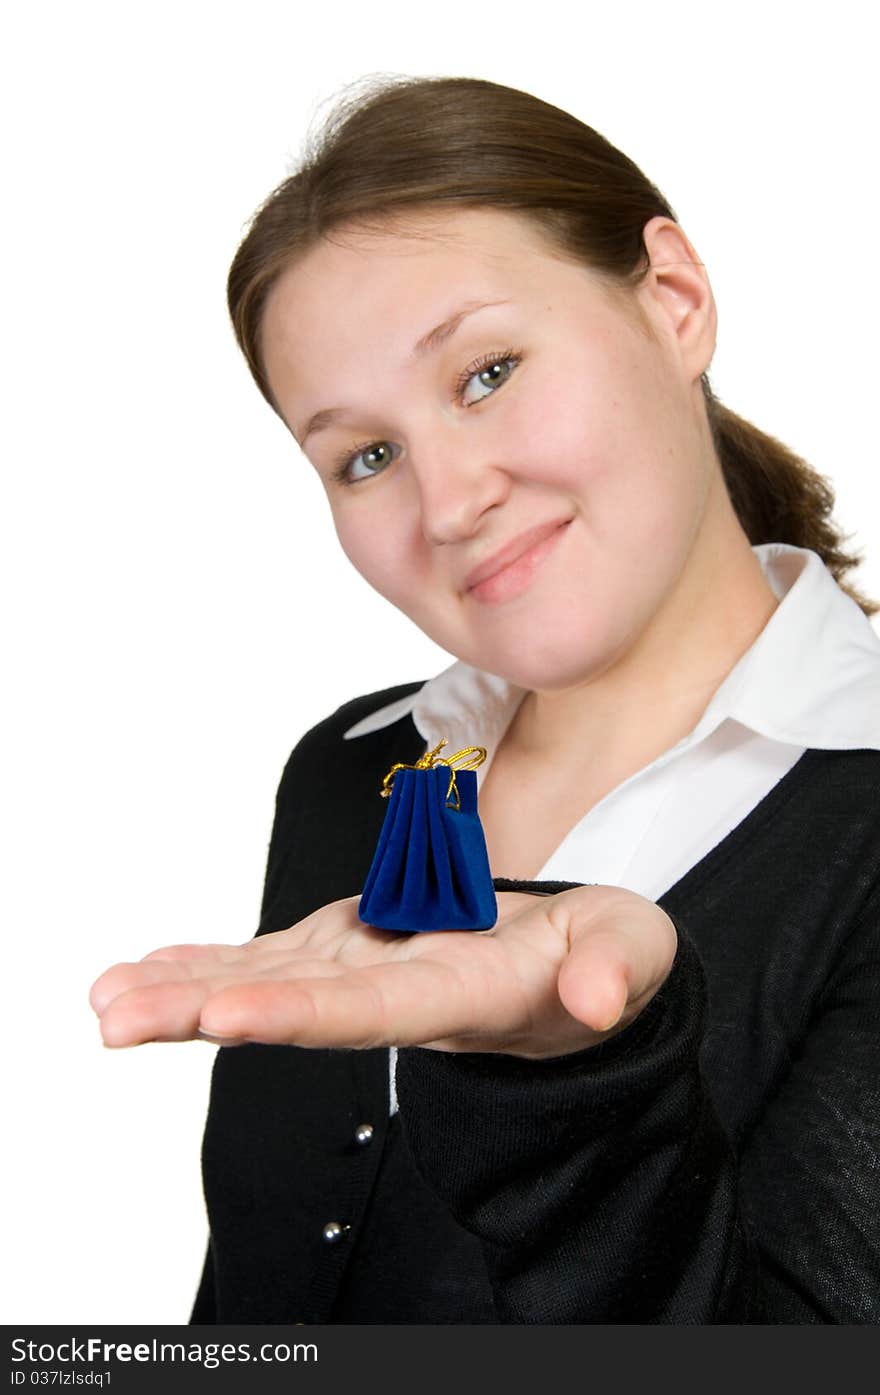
[411,297,511,358]
[296,298,512,446]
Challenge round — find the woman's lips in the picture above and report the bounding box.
[464,519,571,605]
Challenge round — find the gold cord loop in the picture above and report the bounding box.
[380,738,488,810]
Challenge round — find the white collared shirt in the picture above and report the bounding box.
[343,543,880,1112]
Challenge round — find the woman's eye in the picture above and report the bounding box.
[330,351,520,486]
[457,353,520,406]
[333,440,399,484]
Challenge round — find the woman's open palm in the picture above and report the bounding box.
[89,886,678,1060]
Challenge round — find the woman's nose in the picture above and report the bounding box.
[412,436,511,546]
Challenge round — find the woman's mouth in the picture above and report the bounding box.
[464,519,571,605]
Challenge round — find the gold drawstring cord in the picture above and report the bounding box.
[380,738,488,811]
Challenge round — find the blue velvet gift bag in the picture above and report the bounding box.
[358,742,498,933]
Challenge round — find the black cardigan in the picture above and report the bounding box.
[190,683,880,1324]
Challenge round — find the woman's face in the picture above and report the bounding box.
[260,206,718,691]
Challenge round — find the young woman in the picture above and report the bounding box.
[90,75,880,1324]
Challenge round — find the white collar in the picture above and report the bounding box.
[343,544,880,754]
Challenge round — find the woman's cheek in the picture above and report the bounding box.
[519,375,608,492]
[504,376,573,466]
[332,511,420,605]
[331,509,377,581]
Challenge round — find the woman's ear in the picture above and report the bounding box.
[638,215,717,381]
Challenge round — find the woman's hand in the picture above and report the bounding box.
[89,886,678,1059]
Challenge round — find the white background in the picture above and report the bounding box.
[3,0,878,1324]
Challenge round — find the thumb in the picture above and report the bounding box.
[554,890,678,1034]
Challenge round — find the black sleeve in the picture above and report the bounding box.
[394,880,880,1324]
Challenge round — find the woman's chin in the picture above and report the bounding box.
[456,636,611,694]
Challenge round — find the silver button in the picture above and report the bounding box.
[354,1123,374,1146]
[322,1220,348,1244]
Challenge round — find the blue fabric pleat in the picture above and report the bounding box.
[358,766,497,932]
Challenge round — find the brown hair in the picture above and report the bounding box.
[227,74,876,617]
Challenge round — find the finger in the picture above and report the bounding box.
[558,931,630,1032]
[90,898,371,1019]
[141,942,252,964]
[556,897,677,1032]
[198,955,516,1049]
[98,978,229,1047]
[96,950,359,1044]
[90,938,284,1015]
[89,959,199,1016]
[90,946,259,1014]
[196,1030,249,1046]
